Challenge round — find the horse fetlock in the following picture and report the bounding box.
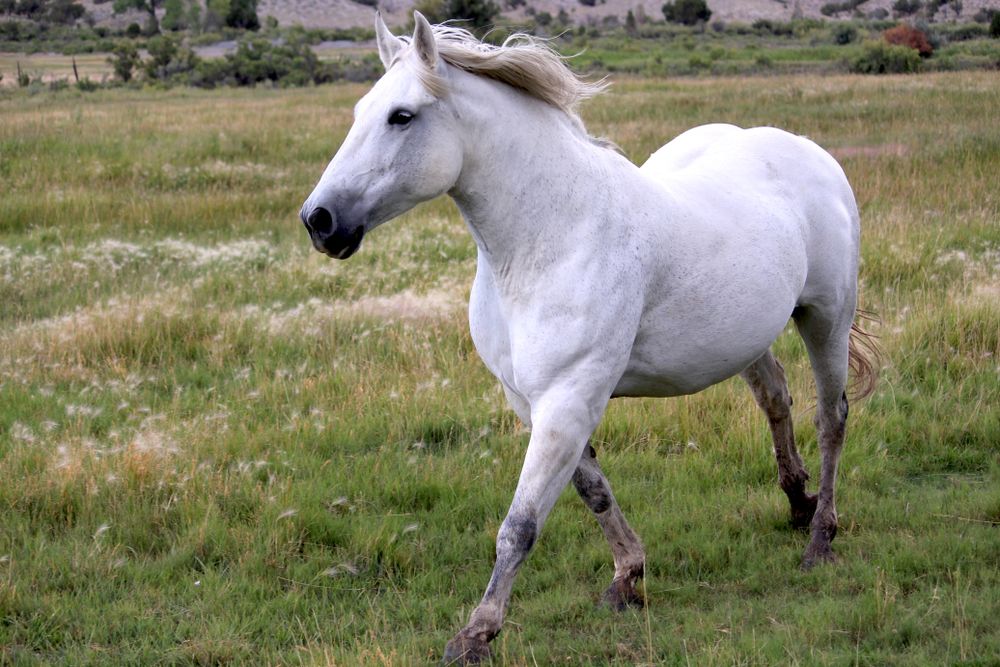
[602,575,645,611]
[801,538,837,570]
[442,632,493,665]
[602,560,645,610]
[788,491,818,529]
[801,510,838,568]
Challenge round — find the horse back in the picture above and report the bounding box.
[640,123,860,303]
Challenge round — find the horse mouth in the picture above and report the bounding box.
[313,226,365,260]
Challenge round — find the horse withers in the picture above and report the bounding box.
[300,13,879,664]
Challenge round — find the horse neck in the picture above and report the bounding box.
[446,73,615,264]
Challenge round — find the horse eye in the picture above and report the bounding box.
[388,110,414,126]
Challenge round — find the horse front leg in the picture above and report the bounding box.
[443,395,602,664]
[572,443,645,609]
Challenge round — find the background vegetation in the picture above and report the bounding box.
[2,0,999,88]
[1,68,998,664]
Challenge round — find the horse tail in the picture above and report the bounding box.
[847,309,882,401]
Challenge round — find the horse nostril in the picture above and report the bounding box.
[306,207,334,236]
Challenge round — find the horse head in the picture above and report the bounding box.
[299,12,463,259]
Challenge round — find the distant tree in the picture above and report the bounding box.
[202,0,228,30]
[160,0,186,30]
[661,0,710,25]
[225,0,258,30]
[415,0,499,29]
[113,0,163,34]
[892,0,921,17]
[625,9,638,36]
[990,12,1000,38]
[45,0,86,24]
[456,0,500,28]
[108,41,140,81]
[144,33,177,77]
[186,0,200,30]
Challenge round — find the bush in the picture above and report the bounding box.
[892,0,922,16]
[832,23,859,44]
[414,0,499,29]
[662,0,710,25]
[226,0,259,30]
[752,19,793,36]
[851,39,921,73]
[992,13,1000,38]
[820,0,865,16]
[884,23,932,57]
[938,23,986,41]
[108,41,139,81]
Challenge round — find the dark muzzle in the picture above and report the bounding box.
[301,206,365,260]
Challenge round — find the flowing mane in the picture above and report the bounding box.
[396,25,607,119]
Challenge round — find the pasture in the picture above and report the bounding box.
[1,71,999,664]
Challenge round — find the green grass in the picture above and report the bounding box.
[1,71,999,665]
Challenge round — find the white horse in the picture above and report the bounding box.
[300,13,878,664]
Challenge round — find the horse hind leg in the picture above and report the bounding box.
[794,304,853,569]
[740,350,817,528]
[572,443,645,610]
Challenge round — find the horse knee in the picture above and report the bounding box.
[572,447,612,514]
[573,471,612,514]
[497,513,537,563]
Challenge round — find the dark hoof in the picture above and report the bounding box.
[601,575,645,611]
[789,492,818,529]
[442,635,492,665]
[801,542,837,570]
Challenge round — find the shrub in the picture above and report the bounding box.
[108,41,139,81]
[832,23,858,44]
[851,39,921,73]
[226,0,259,30]
[820,0,865,16]
[939,23,986,41]
[892,0,921,16]
[662,0,710,25]
[161,0,187,31]
[415,0,499,29]
[992,13,1000,38]
[753,19,793,36]
[884,23,932,57]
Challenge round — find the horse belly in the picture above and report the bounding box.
[614,232,804,399]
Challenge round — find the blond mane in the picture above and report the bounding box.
[396,25,607,120]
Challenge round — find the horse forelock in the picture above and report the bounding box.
[395,25,607,121]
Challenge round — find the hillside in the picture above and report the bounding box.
[79,0,998,30]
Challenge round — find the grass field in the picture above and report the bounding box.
[1,70,999,665]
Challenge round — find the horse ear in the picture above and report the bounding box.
[375,11,402,69]
[411,11,438,69]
